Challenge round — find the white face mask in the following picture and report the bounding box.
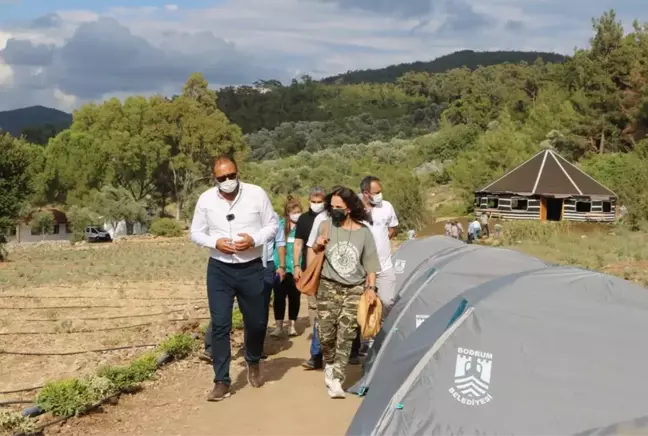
[310,202,324,214]
[289,213,301,223]
[218,178,239,194]
[370,193,383,205]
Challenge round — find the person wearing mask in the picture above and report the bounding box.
[359,176,399,316]
[293,186,327,370]
[310,186,380,398]
[190,155,279,402]
[270,195,302,337]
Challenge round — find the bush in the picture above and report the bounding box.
[158,333,196,360]
[97,353,158,391]
[0,409,37,435]
[36,375,114,418]
[150,218,183,237]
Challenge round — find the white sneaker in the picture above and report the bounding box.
[288,325,298,336]
[328,378,346,399]
[270,321,283,337]
[324,365,334,388]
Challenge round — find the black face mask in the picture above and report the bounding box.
[330,208,347,225]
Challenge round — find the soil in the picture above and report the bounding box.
[0,282,209,396]
[46,319,362,436]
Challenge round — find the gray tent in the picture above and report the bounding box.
[349,237,552,395]
[347,265,648,435]
[391,236,465,298]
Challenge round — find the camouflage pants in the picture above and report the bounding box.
[316,278,363,382]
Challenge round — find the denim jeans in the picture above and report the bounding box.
[311,322,322,358]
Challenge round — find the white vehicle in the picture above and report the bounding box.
[84,226,112,242]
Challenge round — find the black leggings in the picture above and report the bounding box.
[273,273,300,321]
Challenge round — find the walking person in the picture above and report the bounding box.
[190,155,279,402]
[202,224,278,362]
[359,176,399,317]
[310,186,380,398]
[270,196,302,337]
[293,187,327,370]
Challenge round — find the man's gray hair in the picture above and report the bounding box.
[309,186,326,197]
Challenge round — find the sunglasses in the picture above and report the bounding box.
[215,172,238,183]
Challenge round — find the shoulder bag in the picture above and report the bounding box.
[296,220,329,296]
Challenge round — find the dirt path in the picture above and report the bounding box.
[52,319,362,436]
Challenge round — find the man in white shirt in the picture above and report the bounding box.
[359,176,399,314]
[190,155,278,402]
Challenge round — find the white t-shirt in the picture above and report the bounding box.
[306,200,399,273]
[366,200,399,272]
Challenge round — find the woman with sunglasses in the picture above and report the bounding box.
[310,186,380,399]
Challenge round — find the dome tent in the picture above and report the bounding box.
[390,236,465,297]
[349,237,552,396]
[347,266,648,436]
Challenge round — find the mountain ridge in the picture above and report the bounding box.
[0,50,567,137]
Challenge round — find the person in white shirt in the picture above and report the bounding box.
[468,217,481,243]
[359,176,399,314]
[190,155,279,402]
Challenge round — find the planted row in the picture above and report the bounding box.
[0,333,197,436]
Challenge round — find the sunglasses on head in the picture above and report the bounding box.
[215,172,237,183]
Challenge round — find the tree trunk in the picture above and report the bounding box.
[599,130,605,154]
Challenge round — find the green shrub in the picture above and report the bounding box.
[158,333,196,360]
[232,307,244,329]
[0,409,37,435]
[36,378,100,418]
[150,218,183,237]
[97,353,158,391]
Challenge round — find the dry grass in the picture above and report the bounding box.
[1,238,208,288]
[492,221,648,287]
[0,238,210,399]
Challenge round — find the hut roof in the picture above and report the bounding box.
[476,149,616,198]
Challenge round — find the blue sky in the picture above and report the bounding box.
[1,0,647,111]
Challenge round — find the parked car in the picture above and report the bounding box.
[84,226,112,242]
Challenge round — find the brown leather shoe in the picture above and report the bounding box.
[207,382,231,401]
[247,363,264,388]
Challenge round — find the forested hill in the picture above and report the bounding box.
[321,50,567,85]
[0,106,71,139]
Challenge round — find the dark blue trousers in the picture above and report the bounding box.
[206,257,266,385]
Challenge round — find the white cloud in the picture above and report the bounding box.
[0,0,646,111]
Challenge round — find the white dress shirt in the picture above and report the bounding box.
[190,182,279,264]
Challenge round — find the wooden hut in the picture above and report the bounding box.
[474,149,617,222]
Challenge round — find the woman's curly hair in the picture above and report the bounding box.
[324,185,369,224]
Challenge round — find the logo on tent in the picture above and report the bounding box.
[394,259,406,274]
[448,347,493,406]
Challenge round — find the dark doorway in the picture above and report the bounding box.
[546,198,563,221]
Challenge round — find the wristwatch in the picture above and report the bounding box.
[366,285,377,292]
